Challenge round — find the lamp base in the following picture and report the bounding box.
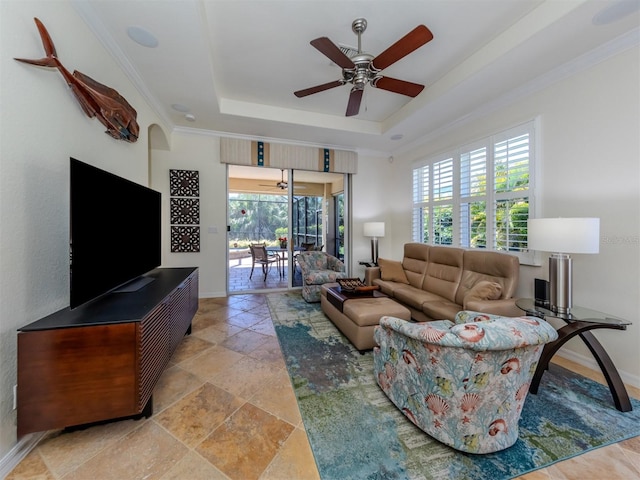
[549,253,572,314]
[370,237,379,264]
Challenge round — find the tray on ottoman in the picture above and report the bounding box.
[336,278,380,295]
[327,285,385,312]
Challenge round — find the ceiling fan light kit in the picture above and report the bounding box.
[258,169,306,191]
[294,18,433,117]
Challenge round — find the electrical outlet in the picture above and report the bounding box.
[13,385,17,410]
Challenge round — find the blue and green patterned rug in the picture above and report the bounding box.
[266,292,640,480]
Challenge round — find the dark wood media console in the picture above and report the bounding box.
[17,267,198,438]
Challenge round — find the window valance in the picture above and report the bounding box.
[220,137,357,174]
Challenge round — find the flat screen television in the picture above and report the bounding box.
[70,157,161,309]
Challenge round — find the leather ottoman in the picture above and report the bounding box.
[320,283,411,351]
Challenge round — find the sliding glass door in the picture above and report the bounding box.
[334,193,345,261]
[228,166,348,293]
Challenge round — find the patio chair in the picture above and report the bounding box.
[249,243,281,281]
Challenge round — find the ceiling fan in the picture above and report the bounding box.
[294,18,433,117]
[259,170,306,190]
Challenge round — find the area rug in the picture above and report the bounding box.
[266,292,640,480]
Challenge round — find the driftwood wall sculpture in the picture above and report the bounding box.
[15,18,139,143]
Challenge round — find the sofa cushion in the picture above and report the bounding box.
[394,285,444,311]
[464,280,502,302]
[455,250,519,305]
[421,246,464,303]
[401,243,429,288]
[421,298,462,321]
[377,258,410,284]
[372,279,406,297]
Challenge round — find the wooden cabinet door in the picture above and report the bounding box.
[17,323,137,437]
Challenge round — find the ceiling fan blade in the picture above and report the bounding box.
[310,37,356,69]
[372,25,433,71]
[374,76,424,97]
[346,88,363,117]
[294,80,344,98]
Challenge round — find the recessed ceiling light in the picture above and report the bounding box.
[185,113,196,122]
[126,26,159,48]
[390,134,404,141]
[171,103,190,113]
[593,0,640,25]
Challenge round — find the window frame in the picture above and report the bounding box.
[412,119,538,265]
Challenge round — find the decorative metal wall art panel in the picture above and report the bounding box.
[169,169,200,253]
[169,169,199,197]
[170,197,200,225]
[170,226,200,252]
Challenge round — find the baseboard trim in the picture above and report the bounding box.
[0,432,45,478]
[556,350,640,389]
[199,291,227,298]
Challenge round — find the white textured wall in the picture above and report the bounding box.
[151,133,228,298]
[150,136,391,296]
[389,46,640,386]
[0,1,161,460]
[351,154,396,277]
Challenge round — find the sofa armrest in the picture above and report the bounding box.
[364,267,381,285]
[463,298,522,317]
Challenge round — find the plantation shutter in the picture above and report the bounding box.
[433,158,454,245]
[411,119,536,264]
[459,146,488,248]
[412,164,430,243]
[433,158,453,201]
[493,125,532,253]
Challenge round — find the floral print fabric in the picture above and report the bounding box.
[373,311,558,453]
[297,251,347,302]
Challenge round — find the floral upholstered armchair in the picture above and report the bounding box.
[373,311,558,453]
[297,251,347,302]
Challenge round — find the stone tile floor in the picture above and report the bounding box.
[228,257,302,293]
[6,294,640,479]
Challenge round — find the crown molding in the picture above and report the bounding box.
[71,1,172,134]
[393,27,640,158]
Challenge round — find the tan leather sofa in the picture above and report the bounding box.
[364,243,521,322]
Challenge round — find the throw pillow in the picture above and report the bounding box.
[464,280,502,302]
[377,258,409,284]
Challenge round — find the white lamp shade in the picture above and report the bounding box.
[363,222,385,237]
[528,218,600,254]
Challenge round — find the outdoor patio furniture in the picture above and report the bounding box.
[249,243,281,281]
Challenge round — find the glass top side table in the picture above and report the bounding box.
[516,298,632,412]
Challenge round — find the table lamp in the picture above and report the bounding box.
[527,217,600,314]
[363,222,385,263]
